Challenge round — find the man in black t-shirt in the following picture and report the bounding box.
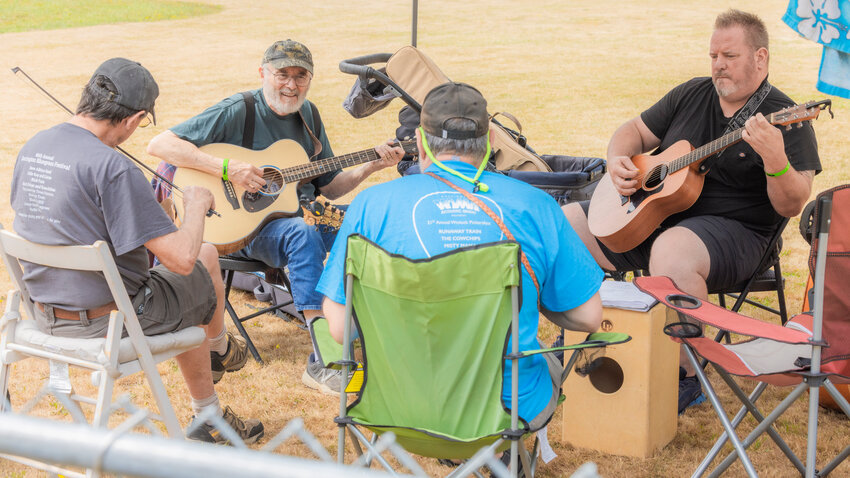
[563,9,821,415]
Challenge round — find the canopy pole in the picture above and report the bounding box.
[411,0,418,46]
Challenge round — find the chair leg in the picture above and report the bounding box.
[820,380,850,476]
[223,270,264,364]
[710,382,808,477]
[686,346,758,478]
[225,298,263,364]
[712,368,805,474]
[805,378,822,478]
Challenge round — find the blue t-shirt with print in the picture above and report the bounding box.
[317,160,603,422]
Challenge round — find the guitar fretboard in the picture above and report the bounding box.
[668,128,746,174]
[280,140,416,183]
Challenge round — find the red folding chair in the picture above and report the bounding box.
[635,184,850,477]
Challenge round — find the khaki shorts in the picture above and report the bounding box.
[35,261,216,339]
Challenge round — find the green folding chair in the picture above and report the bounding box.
[311,234,629,477]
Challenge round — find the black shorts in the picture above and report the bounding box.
[37,260,216,338]
[579,201,771,291]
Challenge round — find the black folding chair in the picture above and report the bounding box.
[219,256,302,364]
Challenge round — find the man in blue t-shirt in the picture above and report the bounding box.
[317,83,603,434]
[147,40,405,393]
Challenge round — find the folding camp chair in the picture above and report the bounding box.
[219,255,302,364]
[312,235,628,477]
[634,183,850,478]
[0,225,206,477]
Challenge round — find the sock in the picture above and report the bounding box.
[191,392,222,419]
[209,328,228,356]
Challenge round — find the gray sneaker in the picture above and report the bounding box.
[187,406,264,445]
[301,355,344,395]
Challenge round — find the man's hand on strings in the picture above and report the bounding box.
[373,139,405,170]
[742,113,787,173]
[608,155,640,196]
[226,158,266,192]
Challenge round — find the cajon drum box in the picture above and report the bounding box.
[560,304,678,458]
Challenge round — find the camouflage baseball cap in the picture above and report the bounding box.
[91,57,159,124]
[262,39,313,75]
[420,82,489,140]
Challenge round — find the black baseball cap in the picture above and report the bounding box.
[420,82,489,140]
[90,58,159,124]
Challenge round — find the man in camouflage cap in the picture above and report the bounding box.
[148,40,405,395]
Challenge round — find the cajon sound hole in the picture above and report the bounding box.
[588,357,624,394]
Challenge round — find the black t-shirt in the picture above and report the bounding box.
[640,77,821,235]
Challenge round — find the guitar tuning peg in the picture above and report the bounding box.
[785,124,792,131]
[797,123,803,128]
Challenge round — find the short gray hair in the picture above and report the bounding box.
[422,118,488,161]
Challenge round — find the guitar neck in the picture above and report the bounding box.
[280,148,382,183]
[668,128,745,174]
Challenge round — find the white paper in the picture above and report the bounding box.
[48,360,73,395]
[599,281,658,312]
[537,425,557,464]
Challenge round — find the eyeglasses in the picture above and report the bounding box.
[138,112,153,128]
[272,71,311,87]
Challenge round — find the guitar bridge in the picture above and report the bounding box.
[222,179,240,210]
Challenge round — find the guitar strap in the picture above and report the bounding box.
[425,172,541,299]
[240,91,256,149]
[298,102,323,160]
[698,77,772,174]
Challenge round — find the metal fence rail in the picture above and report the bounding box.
[0,413,415,478]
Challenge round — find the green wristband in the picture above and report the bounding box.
[222,158,230,181]
[765,160,790,178]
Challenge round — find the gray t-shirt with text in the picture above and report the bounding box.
[10,122,177,309]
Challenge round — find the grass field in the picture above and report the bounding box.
[1,0,849,476]
[0,0,220,33]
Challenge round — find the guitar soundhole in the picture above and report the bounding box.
[242,166,285,213]
[643,164,668,190]
[258,166,284,196]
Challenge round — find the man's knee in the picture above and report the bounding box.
[649,228,710,294]
[562,202,588,229]
[197,244,222,283]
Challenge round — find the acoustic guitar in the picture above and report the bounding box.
[588,100,832,253]
[173,139,417,254]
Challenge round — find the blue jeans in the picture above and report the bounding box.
[235,216,339,312]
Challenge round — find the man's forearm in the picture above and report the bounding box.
[766,168,814,217]
[319,162,381,200]
[147,130,224,177]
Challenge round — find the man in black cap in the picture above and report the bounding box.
[317,82,602,451]
[11,58,263,444]
[147,40,404,394]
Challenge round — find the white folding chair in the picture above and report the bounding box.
[0,225,205,476]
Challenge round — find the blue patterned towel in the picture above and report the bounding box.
[783,0,850,53]
[818,46,850,98]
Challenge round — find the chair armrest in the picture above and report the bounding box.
[513,332,631,359]
[308,317,344,367]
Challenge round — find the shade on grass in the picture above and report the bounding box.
[0,0,221,33]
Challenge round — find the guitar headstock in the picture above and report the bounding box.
[769,99,833,127]
[302,198,344,231]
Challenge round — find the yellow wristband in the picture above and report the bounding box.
[765,160,790,178]
[222,158,230,181]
